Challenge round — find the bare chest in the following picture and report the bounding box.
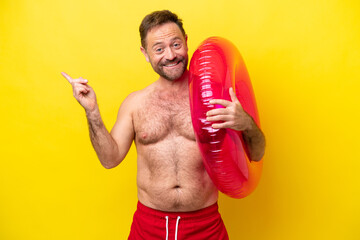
[133,92,195,144]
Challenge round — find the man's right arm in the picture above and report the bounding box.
[62,72,134,169]
[86,98,134,169]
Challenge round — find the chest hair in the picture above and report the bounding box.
[134,90,195,144]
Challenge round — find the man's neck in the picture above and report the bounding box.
[158,70,189,91]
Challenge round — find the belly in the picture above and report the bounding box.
[136,135,218,212]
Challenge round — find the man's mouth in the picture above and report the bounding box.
[163,60,181,68]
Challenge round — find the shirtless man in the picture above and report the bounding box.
[62,10,265,240]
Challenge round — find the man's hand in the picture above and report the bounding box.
[206,87,265,161]
[206,87,253,131]
[61,72,97,113]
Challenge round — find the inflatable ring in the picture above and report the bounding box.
[189,37,263,198]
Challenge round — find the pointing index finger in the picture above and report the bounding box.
[61,72,73,83]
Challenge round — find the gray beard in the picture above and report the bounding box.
[151,58,188,81]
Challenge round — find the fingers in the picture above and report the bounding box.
[61,72,73,83]
[70,77,90,98]
[72,77,88,84]
[73,87,90,99]
[211,122,232,129]
[206,107,233,126]
[73,82,90,91]
[209,88,241,107]
[230,88,244,111]
[76,77,89,85]
[74,87,89,96]
[207,108,227,116]
[209,99,231,107]
[229,87,240,103]
[61,72,88,84]
[206,114,232,122]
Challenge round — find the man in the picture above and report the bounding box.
[62,10,265,240]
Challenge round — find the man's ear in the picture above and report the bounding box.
[184,35,189,51]
[140,46,150,62]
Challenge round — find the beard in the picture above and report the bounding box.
[150,55,189,81]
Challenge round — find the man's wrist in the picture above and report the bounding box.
[85,106,100,119]
[243,114,255,133]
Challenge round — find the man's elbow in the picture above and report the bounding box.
[250,155,263,162]
[102,163,117,169]
[249,149,265,162]
[100,157,122,169]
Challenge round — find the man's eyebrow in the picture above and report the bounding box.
[171,36,182,41]
[152,42,163,48]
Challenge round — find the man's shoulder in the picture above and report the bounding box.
[126,86,150,101]
[120,83,156,111]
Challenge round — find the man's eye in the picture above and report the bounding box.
[156,48,163,52]
[174,43,181,48]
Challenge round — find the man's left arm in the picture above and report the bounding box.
[206,88,265,161]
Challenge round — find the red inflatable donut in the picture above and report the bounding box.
[189,37,263,198]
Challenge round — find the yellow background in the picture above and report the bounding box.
[1,0,359,239]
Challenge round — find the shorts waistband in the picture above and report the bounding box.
[136,201,219,220]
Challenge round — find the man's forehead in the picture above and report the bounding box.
[146,22,184,45]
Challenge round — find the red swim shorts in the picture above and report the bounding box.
[128,201,229,240]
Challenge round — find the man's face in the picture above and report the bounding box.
[141,22,188,81]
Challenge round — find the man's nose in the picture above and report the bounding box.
[165,47,176,61]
